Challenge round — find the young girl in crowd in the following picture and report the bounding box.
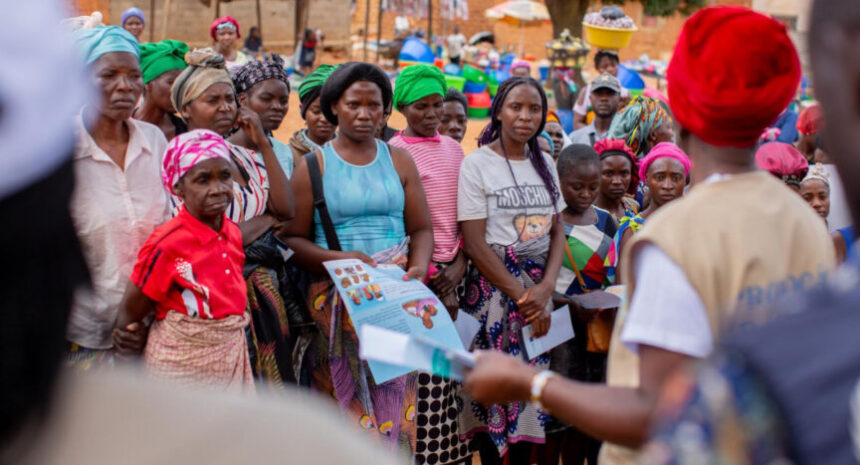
[541,144,617,465]
[283,62,433,452]
[291,64,338,158]
[388,64,469,465]
[801,163,831,222]
[115,130,252,391]
[439,88,468,143]
[457,76,565,464]
[230,55,293,177]
[593,139,639,219]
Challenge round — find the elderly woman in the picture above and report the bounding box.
[170,50,292,232]
[283,62,433,451]
[115,130,253,391]
[167,50,297,385]
[120,7,144,41]
[457,76,565,465]
[67,26,168,367]
[755,142,809,193]
[205,16,249,71]
[134,39,189,140]
[229,55,293,176]
[291,64,337,158]
[388,64,469,464]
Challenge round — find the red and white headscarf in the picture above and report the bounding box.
[162,129,231,194]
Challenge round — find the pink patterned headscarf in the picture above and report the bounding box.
[162,129,231,194]
[638,142,692,181]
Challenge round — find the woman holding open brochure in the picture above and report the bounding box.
[281,62,433,454]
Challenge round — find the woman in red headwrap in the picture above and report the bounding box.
[459,8,835,465]
[796,104,824,162]
[205,16,249,71]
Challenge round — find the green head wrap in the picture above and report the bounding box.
[298,64,337,100]
[298,64,337,118]
[140,39,189,84]
[393,64,447,110]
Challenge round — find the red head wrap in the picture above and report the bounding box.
[594,138,639,195]
[755,142,808,187]
[796,104,824,135]
[667,7,801,148]
[210,16,241,41]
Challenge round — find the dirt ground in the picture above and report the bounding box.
[271,90,488,154]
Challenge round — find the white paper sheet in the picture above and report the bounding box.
[453,311,481,349]
[521,306,576,360]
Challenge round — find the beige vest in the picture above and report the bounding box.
[600,171,835,465]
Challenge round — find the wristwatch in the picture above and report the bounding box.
[530,370,557,411]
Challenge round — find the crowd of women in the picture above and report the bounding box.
[57,5,846,465]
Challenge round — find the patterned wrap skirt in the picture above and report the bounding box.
[144,310,255,393]
[458,234,553,455]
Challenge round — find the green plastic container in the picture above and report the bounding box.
[488,83,499,98]
[444,75,466,92]
[628,88,644,99]
[468,107,490,119]
[462,64,489,84]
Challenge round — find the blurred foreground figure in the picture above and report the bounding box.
[643,1,860,464]
[0,3,400,465]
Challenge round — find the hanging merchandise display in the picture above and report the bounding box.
[382,0,430,18]
[440,0,469,20]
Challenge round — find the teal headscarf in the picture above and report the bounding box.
[607,96,671,159]
[393,64,447,110]
[73,26,139,65]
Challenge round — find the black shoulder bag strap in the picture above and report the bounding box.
[304,151,342,252]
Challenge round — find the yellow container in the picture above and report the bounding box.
[582,23,637,50]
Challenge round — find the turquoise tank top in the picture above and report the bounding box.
[270,136,294,178]
[314,140,406,255]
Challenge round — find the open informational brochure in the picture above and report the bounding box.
[324,259,465,383]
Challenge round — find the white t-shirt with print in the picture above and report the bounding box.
[458,146,564,247]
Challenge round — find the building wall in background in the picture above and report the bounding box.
[69,0,349,53]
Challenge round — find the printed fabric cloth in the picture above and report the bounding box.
[605,214,646,284]
[458,234,553,454]
[554,206,617,296]
[144,311,255,392]
[169,143,269,222]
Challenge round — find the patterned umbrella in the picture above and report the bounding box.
[485,0,551,56]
